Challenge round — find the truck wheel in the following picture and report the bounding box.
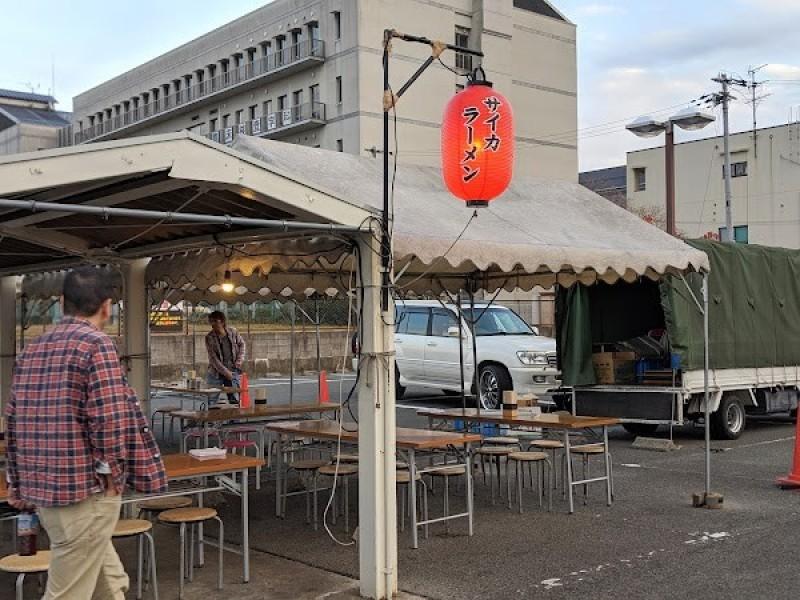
[622,423,659,437]
[477,364,512,410]
[395,367,405,400]
[711,394,746,440]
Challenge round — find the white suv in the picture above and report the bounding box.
[389,300,559,409]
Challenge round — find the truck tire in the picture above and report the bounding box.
[395,367,405,400]
[477,364,512,410]
[711,394,746,440]
[622,423,659,437]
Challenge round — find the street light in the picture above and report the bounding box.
[627,107,715,235]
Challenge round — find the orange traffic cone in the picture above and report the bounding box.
[240,373,252,409]
[318,370,330,404]
[776,412,800,488]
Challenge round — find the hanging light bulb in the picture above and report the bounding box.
[221,269,234,293]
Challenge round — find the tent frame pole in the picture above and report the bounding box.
[702,271,711,496]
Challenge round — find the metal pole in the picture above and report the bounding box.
[289,301,295,406]
[191,304,196,374]
[19,294,26,350]
[702,272,711,495]
[665,123,676,236]
[457,298,466,419]
[381,30,391,313]
[314,295,322,379]
[468,288,480,415]
[0,198,364,234]
[720,77,735,242]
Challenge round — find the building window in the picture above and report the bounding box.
[222,114,230,128]
[278,95,287,110]
[235,109,243,124]
[633,167,646,192]
[723,161,748,178]
[336,139,343,152]
[293,89,304,110]
[333,11,341,40]
[276,36,286,65]
[291,29,303,59]
[309,84,320,105]
[263,100,272,116]
[209,118,217,132]
[336,76,342,104]
[719,225,749,244]
[249,105,257,120]
[455,26,472,71]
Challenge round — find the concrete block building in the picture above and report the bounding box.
[627,122,800,248]
[65,0,578,180]
[0,89,71,155]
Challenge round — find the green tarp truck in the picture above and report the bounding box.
[555,239,800,439]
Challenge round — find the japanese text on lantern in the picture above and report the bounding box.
[460,96,503,183]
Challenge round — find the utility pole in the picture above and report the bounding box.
[708,73,746,243]
[746,64,769,158]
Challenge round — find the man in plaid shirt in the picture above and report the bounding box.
[6,266,167,599]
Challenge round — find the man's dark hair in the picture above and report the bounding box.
[208,310,226,323]
[63,266,115,317]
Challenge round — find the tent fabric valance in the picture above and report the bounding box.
[16,133,708,302]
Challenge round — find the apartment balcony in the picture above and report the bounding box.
[64,39,325,146]
[207,102,326,145]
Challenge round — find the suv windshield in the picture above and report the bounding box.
[463,307,534,336]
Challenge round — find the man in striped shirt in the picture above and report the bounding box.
[6,266,166,599]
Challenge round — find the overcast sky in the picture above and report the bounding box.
[3,0,800,171]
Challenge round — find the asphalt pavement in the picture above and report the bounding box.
[149,378,800,599]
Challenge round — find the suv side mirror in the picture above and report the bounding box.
[447,326,461,337]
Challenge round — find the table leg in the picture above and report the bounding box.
[242,467,250,583]
[409,448,418,549]
[603,425,612,507]
[564,429,574,514]
[465,442,474,537]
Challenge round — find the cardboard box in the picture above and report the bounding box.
[502,390,518,417]
[592,351,637,384]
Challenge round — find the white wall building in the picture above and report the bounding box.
[627,122,800,248]
[65,0,578,180]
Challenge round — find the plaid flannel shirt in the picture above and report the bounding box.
[5,316,167,507]
[204,326,245,378]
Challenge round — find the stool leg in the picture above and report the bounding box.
[494,457,502,501]
[517,461,523,514]
[538,462,544,508]
[444,476,450,534]
[313,471,319,531]
[344,475,350,533]
[399,484,405,532]
[179,523,186,600]
[15,573,24,600]
[137,533,144,599]
[506,459,512,509]
[215,516,224,590]
[305,473,311,525]
[422,480,429,540]
[188,525,195,582]
[144,531,159,600]
[583,455,589,506]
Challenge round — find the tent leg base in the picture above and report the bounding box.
[692,491,724,509]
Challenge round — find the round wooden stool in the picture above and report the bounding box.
[571,444,613,505]
[528,439,567,495]
[137,496,193,521]
[483,436,521,448]
[507,451,552,513]
[317,464,358,532]
[396,469,427,535]
[159,507,223,599]
[113,519,158,600]
[475,445,516,504]
[426,464,467,534]
[284,459,330,525]
[0,550,51,600]
[151,407,181,442]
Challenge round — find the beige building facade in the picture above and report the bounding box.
[66,0,577,180]
[0,90,71,156]
[627,122,800,248]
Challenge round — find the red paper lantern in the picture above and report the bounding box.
[441,71,514,207]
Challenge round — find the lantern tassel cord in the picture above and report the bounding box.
[396,210,478,290]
